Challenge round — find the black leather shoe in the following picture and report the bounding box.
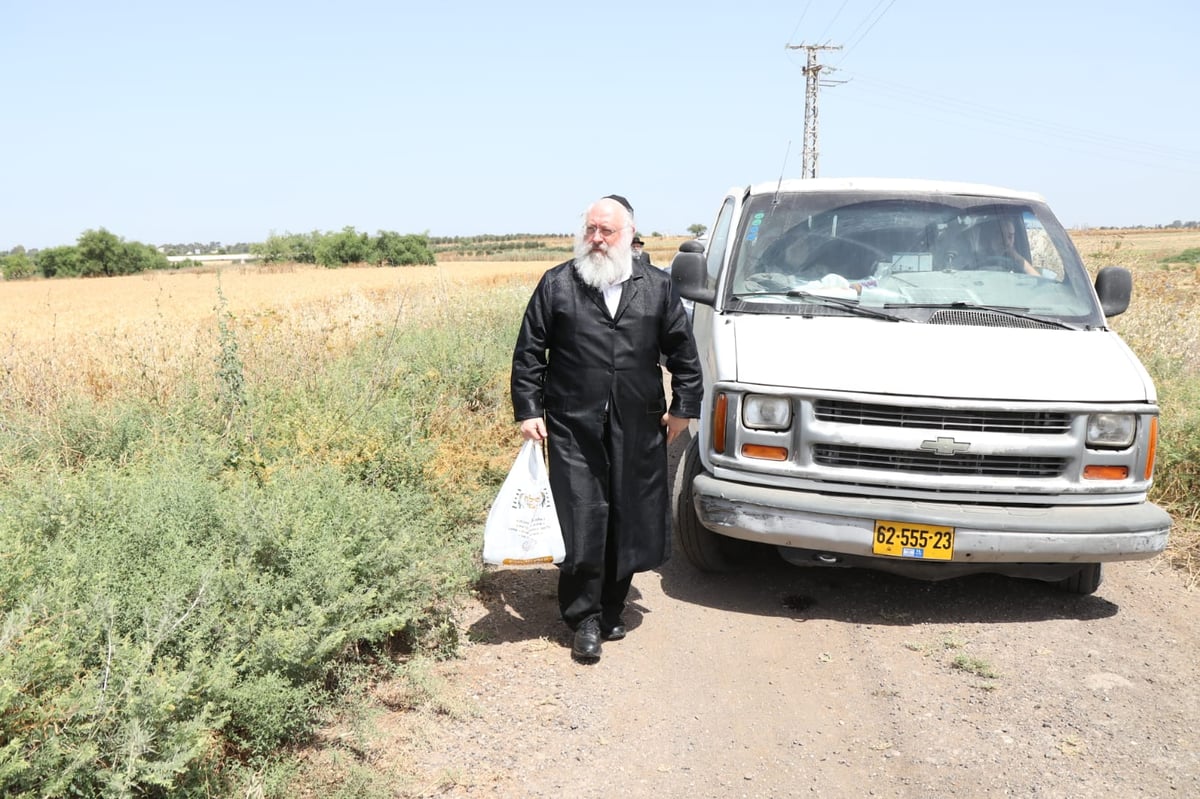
[601,619,627,641]
[572,618,602,661]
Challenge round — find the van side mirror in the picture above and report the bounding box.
[1094,266,1131,318]
[670,245,716,307]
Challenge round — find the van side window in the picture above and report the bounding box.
[706,198,736,287]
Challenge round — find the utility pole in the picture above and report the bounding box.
[786,43,842,178]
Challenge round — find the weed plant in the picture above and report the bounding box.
[0,280,528,797]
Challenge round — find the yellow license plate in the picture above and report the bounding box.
[873,520,955,560]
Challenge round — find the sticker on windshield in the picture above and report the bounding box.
[746,212,766,243]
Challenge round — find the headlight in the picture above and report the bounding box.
[1086,413,1136,449]
[743,394,792,430]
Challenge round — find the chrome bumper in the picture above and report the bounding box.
[691,474,1171,563]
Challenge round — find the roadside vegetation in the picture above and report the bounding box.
[0,278,525,796]
[1086,230,1200,582]
[0,227,1196,796]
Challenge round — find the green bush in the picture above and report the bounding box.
[251,231,319,264]
[1146,359,1200,511]
[36,245,81,278]
[315,227,374,267]
[374,230,434,266]
[0,283,528,797]
[1,252,34,280]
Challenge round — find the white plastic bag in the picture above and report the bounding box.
[482,440,565,566]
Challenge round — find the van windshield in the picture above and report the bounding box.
[726,191,1104,327]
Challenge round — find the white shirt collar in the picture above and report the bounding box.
[601,277,626,315]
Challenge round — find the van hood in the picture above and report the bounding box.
[723,315,1155,402]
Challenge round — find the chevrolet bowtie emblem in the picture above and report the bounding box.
[919,436,971,456]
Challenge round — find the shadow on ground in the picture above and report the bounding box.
[654,551,1120,627]
[466,568,651,649]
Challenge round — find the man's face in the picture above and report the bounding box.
[583,204,628,255]
[574,200,633,288]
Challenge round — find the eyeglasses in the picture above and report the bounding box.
[584,224,626,239]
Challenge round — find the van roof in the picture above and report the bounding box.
[740,177,1046,204]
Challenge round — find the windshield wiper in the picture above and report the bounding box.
[784,290,908,322]
[887,301,1079,330]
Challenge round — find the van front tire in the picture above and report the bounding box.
[1056,563,1103,595]
[673,437,740,572]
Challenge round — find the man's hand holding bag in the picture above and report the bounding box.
[482,439,565,566]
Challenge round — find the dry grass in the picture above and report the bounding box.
[2,261,551,344]
[1073,229,1200,576]
[0,262,550,413]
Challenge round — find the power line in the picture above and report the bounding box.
[834,70,1200,171]
[839,0,899,62]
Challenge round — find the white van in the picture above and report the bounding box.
[669,178,1170,593]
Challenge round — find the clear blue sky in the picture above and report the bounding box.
[3,0,1197,251]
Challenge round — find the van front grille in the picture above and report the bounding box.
[814,400,1070,434]
[813,444,1066,478]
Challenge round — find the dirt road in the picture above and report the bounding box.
[376,435,1199,799]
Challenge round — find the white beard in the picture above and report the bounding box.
[573,235,633,290]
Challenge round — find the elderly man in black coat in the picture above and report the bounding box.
[511,194,703,662]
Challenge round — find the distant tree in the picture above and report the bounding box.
[252,231,319,264]
[374,230,435,266]
[687,223,707,238]
[251,233,291,263]
[37,245,81,278]
[74,228,167,276]
[77,228,123,276]
[315,226,374,267]
[121,240,169,273]
[1,251,34,280]
[292,232,320,264]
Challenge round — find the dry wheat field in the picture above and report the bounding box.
[1,261,551,346]
[3,228,1195,361]
[0,261,556,413]
[2,230,1197,399]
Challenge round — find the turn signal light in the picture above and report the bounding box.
[1144,417,1158,480]
[1083,465,1129,481]
[742,444,789,461]
[713,393,728,454]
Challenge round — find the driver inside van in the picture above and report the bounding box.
[977,218,1040,276]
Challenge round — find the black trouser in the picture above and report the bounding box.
[558,562,632,631]
[557,410,636,630]
[558,433,633,628]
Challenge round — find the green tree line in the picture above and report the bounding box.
[0,228,435,280]
[1,229,171,280]
[251,227,434,268]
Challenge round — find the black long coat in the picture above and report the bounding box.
[511,259,703,580]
